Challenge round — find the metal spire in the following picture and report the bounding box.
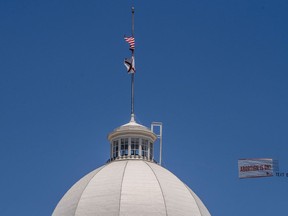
[130,5,135,122]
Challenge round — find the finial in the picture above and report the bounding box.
[130,113,136,123]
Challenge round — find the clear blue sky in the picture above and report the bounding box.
[1,0,288,215]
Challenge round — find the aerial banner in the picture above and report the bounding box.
[238,158,274,179]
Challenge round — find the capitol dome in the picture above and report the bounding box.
[53,160,210,216]
[52,5,211,215]
[52,118,211,216]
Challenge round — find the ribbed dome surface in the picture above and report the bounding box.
[53,160,211,216]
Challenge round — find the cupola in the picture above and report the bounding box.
[108,115,157,162]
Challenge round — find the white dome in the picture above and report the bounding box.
[52,160,211,216]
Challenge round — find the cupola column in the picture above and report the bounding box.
[128,138,131,157]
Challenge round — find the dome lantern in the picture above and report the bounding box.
[108,116,157,162]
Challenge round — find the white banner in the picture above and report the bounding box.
[238,158,274,179]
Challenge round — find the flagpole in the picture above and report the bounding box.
[130,6,135,121]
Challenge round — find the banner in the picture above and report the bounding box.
[238,158,274,179]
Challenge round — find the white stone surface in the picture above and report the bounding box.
[52,160,211,216]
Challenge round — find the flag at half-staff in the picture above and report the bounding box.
[126,6,136,118]
[124,56,135,73]
[124,36,135,51]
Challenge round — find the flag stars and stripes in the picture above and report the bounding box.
[124,36,135,50]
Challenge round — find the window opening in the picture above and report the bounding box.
[142,139,148,158]
[121,138,129,156]
[113,140,119,158]
[131,138,139,155]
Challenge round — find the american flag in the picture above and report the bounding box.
[124,36,135,50]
